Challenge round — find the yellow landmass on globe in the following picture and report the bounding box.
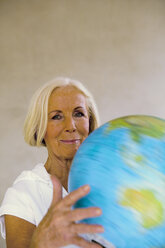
[120,188,164,228]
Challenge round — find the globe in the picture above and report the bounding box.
[68,115,165,248]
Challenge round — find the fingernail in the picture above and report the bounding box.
[97,226,104,232]
[83,185,90,191]
[96,209,102,215]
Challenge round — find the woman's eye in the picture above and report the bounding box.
[74,112,84,117]
[52,114,62,120]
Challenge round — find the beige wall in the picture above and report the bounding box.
[0,0,165,246]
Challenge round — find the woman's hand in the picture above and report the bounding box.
[30,176,104,248]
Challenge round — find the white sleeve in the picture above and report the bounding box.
[0,183,35,239]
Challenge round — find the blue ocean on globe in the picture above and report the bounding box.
[68,115,165,248]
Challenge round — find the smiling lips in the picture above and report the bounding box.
[60,139,81,144]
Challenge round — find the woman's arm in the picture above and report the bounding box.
[5,215,36,248]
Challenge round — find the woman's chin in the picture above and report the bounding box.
[62,150,78,161]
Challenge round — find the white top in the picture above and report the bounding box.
[0,163,82,248]
[0,163,68,238]
[0,163,112,248]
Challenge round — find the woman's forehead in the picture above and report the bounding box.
[48,85,88,110]
[51,85,82,95]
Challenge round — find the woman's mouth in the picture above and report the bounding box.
[60,139,80,144]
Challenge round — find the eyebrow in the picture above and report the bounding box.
[48,106,85,115]
[74,106,85,110]
[48,110,62,115]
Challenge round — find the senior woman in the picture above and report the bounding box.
[0,77,104,248]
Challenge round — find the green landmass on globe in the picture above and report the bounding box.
[120,144,146,168]
[105,116,165,143]
[119,188,164,228]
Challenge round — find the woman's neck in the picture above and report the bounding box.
[44,155,72,191]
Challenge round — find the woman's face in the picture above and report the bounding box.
[44,85,89,160]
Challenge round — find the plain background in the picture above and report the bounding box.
[0,0,165,247]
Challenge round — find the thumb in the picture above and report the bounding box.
[50,175,62,205]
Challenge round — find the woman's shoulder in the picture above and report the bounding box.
[13,163,51,186]
[0,164,54,230]
[0,164,53,238]
[1,163,67,210]
[0,163,51,206]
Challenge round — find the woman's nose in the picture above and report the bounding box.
[65,117,76,132]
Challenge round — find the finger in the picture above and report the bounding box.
[58,184,90,208]
[73,236,102,248]
[70,223,104,234]
[51,175,62,205]
[66,207,102,222]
